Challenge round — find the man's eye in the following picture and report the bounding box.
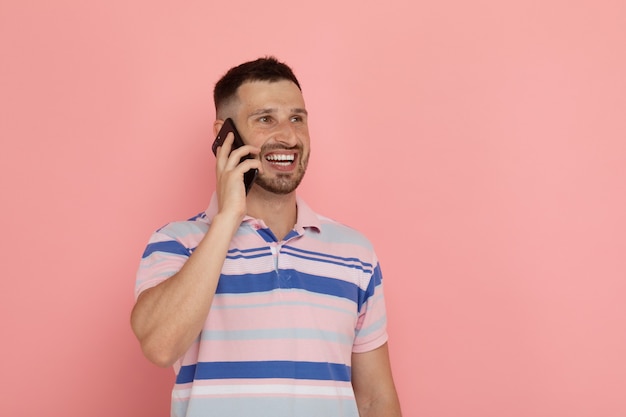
[290,116,302,122]
[259,116,270,123]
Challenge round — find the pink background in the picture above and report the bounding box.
[1,1,625,416]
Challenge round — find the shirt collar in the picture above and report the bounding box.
[204,192,321,232]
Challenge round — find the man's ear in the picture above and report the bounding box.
[213,119,224,137]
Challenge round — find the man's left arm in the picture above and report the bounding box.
[352,342,402,417]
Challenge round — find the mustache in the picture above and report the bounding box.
[261,144,302,153]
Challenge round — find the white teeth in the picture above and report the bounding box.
[266,154,295,162]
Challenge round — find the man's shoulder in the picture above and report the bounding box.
[298,198,373,249]
[154,211,210,239]
[312,214,375,252]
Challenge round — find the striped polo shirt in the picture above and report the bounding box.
[135,194,389,417]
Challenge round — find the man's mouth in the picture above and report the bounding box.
[265,153,296,166]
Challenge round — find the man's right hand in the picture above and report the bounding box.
[214,131,261,221]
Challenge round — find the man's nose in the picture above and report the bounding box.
[273,120,298,146]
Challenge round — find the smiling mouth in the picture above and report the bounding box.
[266,153,296,166]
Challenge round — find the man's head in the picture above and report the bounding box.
[213,57,309,196]
[214,56,301,119]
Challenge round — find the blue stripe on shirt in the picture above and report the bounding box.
[282,245,374,270]
[216,270,363,304]
[142,240,190,258]
[176,360,351,384]
[226,246,272,260]
[281,246,373,274]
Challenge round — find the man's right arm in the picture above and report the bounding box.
[130,133,261,368]
[130,210,242,368]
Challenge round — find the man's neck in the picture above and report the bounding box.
[246,188,297,242]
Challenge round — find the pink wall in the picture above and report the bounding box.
[1,1,625,416]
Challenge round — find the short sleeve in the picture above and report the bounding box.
[352,263,389,353]
[134,228,192,300]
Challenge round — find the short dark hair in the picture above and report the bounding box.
[213,56,301,116]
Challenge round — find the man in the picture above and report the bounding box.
[131,57,402,417]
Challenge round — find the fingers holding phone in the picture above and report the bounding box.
[212,120,261,216]
[213,118,260,193]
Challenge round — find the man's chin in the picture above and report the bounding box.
[255,173,305,195]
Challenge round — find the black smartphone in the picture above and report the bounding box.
[212,118,258,194]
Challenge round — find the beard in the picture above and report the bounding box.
[254,149,309,195]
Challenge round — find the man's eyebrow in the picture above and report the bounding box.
[248,108,308,116]
[249,108,276,116]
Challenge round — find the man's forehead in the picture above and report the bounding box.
[237,79,301,97]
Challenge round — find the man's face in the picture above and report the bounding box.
[232,80,310,195]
